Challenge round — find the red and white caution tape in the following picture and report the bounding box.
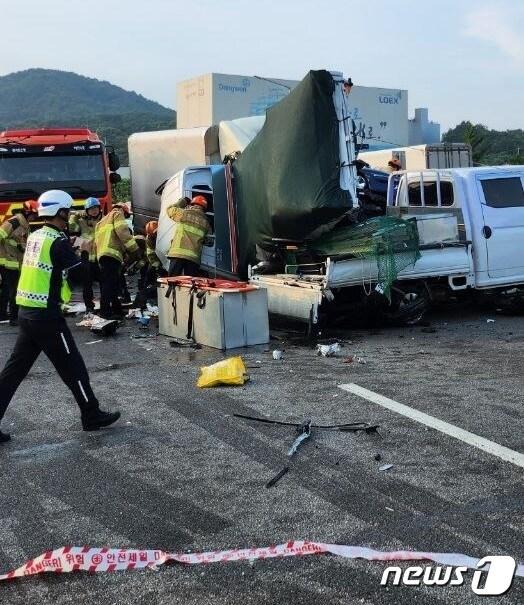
[1,541,523,581]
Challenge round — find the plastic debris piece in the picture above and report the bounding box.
[90,319,119,337]
[137,316,150,328]
[344,355,366,364]
[288,421,311,457]
[146,304,159,317]
[85,340,103,346]
[76,313,96,327]
[197,357,249,388]
[77,314,118,336]
[272,350,283,360]
[131,334,157,339]
[379,464,393,472]
[265,466,289,488]
[486,319,495,323]
[317,343,341,357]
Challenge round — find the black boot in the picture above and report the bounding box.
[81,409,121,432]
[0,430,11,443]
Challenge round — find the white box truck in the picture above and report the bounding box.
[358,143,472,172]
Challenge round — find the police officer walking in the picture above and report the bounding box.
[0,190,120,443]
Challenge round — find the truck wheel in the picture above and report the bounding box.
[383,284,430,326]
[494,288,524,315]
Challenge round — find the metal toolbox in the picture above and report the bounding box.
[158,278,269,350]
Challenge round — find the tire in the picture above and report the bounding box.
[383,283,430,326]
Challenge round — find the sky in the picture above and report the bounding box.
[2,0,523,132]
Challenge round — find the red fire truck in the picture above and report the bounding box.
[0,128,121,222]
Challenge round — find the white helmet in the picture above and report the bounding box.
[37,190,74,217]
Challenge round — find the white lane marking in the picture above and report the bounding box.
[338,383,524,469]
[60,332,70,354]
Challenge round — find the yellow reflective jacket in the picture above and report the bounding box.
[167,205,211,262]
[145,234,160,268]
[69,211,100,261]
[94,208,138,263]
[0,213,30,270]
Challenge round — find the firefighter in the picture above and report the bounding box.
[144,220,163,278]
[94,202,140,319]
[0,190,120,443]
[166,195,213,276]
[69,197,102,313]
[134,221,166,309]
[0,200,39,326]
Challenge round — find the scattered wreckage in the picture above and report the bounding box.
[128,70,524,329]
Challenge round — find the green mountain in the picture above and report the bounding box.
[0,68,175,164]
[443,121,524,165]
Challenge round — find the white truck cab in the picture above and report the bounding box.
[388,166,524,289]
[252,165,524,326]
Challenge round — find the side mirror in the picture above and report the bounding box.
[110,172,122,184]
[107,148,120,172]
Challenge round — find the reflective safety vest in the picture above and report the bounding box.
[146,235,160,268]
[0,214,30,270]
[16,226,72,308]
[69,211,99,262]
[94,208,138,263]
[167,205,211,263]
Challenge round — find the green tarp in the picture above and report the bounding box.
[233,70,353,272]
[311,216,421,299]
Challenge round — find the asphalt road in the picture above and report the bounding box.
[0,303,522,604]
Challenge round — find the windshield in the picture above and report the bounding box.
[0,153,107,199]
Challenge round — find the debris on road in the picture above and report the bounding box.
[77,314,119,336]
[137,316,150,328]
[85,339,103,346]
[379,464,394,472]
[265,466,290,488]
[235,412,378,487]
[272,350,283,360]
[233,413,378,434]
[90,319,119,337]
[287,420,311,457]
[197,356,249,388]
[343,355,366,364]
[374,453,382,461]
[131,334,158,339]
[169,337,202,349]
[487,319,496,323]
[317,343,341,357]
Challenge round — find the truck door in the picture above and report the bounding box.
[476,173,524,280]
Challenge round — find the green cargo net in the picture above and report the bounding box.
[311,217,421,299]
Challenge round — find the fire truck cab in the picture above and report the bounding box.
[0,128,120,221]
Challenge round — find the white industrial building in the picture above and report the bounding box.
[176,72,440,150]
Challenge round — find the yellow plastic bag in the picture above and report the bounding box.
[197,356,249,388]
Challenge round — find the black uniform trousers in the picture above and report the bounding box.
[168,258,200,277]
[99,256,123,319]
[0,267,20,320]
[0,317,99,424]
[80,252,99,312]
